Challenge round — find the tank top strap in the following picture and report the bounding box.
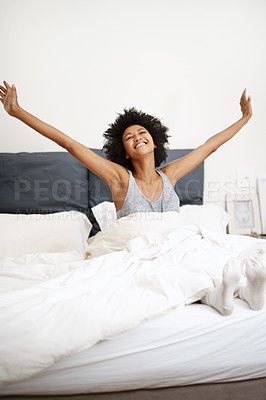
[127,169,134,185]
[155,168,171,187]
[126,169,137,194]
[155,168,164,178]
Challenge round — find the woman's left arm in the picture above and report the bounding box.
[163,89,252,184]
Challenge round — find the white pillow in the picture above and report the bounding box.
[90,202,229,236]
[91,201,117,230]
[179,204,230,234]
[87,211,199,257]
[0,211,92,258]
[87,207,230,258]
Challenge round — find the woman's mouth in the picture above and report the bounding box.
[134,142,147,149]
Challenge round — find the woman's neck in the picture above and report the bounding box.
[131,158,158,184]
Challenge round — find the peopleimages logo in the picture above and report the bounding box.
[123,212,164,221]
[14,178,90,202]
[12,176,254,211]
[205,178,254,201]
[15,210,86,221]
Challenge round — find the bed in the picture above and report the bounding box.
[0,149,265,400]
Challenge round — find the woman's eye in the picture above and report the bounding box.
[126,132,146,140]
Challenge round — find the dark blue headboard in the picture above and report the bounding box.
[0,150,204,236]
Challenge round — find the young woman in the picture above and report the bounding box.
[0,81,252,219]
[2,80,264,317]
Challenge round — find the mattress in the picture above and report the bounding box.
[1,233,266,396]
[1,298,265,396]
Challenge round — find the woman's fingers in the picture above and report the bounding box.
[0,80,20,115]
[240,88,249,108]
[239,88,252,119]
[240,88,246,98]
[3,80,11,89]
[0,81,16,105]
[1,85,6,97]
[0,85,7,93]
[1,81,16,98]
[0,87,6,96]
[240,88,246,101]
[0,85,8,99]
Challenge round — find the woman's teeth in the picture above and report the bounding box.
[135,143,146,149]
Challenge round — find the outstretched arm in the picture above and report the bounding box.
[0,81,74,148]
[163,89,253,184]
[0,81,125,186]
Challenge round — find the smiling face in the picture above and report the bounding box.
[122,124,157,160]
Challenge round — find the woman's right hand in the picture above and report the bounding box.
[0,80,20,116]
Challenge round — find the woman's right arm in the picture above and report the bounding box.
[0,81,126,186]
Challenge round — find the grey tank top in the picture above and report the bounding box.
[116,168,180,219]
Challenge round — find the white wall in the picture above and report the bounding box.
[1,0,265,208]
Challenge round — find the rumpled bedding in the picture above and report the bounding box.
[0,215,265,388]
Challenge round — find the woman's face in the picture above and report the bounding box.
[122,124,156,160]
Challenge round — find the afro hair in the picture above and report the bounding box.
[102,107,171,171]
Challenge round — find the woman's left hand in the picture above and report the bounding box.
[240,88,252,121]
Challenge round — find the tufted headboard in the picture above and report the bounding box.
[0,149,204,236]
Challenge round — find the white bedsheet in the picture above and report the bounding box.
[1,299,266,396]
[0,219,266,391]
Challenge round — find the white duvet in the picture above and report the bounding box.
[0,212,265,388]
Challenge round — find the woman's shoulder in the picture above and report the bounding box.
[158,166,176,187]
[113,165,130,183]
